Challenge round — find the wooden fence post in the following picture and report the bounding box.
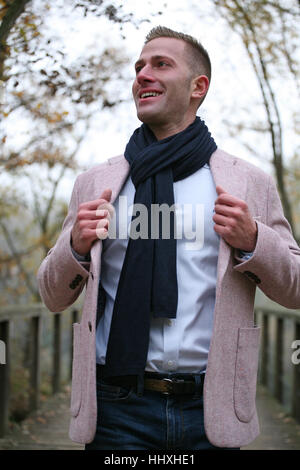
[28,316,42,411]
[53,313,62,394]
[274,317,283,403]
[69,309,79,380]
[260,313,269,386]
[0,320,10,437]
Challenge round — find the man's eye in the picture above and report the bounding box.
[158,61,168,67]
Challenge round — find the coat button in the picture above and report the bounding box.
[88,321,92,332]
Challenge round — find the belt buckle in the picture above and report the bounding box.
[162,377,184,395]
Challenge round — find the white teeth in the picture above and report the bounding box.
[141,92,161,98]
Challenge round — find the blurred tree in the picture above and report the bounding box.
[0,0,133,170]
[211,0,299,237]
[0,0,146,303]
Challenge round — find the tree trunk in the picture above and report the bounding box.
[212,0,295,233]
[0,0,31,80]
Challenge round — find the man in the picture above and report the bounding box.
[37,26,300,450]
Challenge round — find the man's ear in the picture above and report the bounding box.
[191,75,210,101]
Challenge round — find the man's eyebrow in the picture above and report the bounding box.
[134,55,175,68]
[134,59,144,68]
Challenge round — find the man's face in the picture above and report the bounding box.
[132,37,196,138]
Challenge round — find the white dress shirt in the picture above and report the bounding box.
[95,164,220,373]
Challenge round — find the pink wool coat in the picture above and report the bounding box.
[37,149,300,447]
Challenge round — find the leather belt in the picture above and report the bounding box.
[144,377,199,395]
[96,365,204,396]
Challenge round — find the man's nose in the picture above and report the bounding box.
[136,65,155,84]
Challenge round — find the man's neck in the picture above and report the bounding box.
[147,116,197,141]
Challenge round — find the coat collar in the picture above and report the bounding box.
[210,149,248,284]
[92,149,247,286]
[106,149,247,203]
[210,149,247,201]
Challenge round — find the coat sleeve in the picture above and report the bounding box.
[234,174,300,309]
[37,176,90,312]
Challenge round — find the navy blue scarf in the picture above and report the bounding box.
[103,117,217,384]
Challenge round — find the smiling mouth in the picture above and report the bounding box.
[139,91,163,101]
[140,92,162,98]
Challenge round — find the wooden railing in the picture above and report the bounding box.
[0,302,81,438]
[0,294,299,438]
[254,291,300,423]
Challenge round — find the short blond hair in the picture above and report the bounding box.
[145,26,211,82]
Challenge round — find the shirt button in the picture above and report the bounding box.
[167,319,172,326]
[167,360,174,367]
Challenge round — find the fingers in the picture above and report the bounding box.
[100,188,112,202]
[96,218,109,230]
[72,217,110,249]
[215,186,247,210]
[78,208,109,221]
[77,189,115,223]
[213,213,229,227]
[96,226,109,240]
[78,189,113,212]
[214,204,243,219]
[72,190,113,254]
[78,218,109,230]
[96,217,110,240]
[215,186,235,207]
[214,188,248,227]
[216,185,227,196]
[96,201,115,219]
[77,206,114,222]
[213,187,257,251]
[81,200,115,216]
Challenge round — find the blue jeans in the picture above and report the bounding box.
[85,375,239,450]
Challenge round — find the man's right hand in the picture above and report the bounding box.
[71,189,113,256]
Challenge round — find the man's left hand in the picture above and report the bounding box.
[213,186,257,252]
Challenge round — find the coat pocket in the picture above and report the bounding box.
[70,322,82,417]
[233,327,261,423]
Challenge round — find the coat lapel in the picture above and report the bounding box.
[90,155,130,268]
[210,149,247,200]
[90,150,248,296]
[210,149,248,292]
